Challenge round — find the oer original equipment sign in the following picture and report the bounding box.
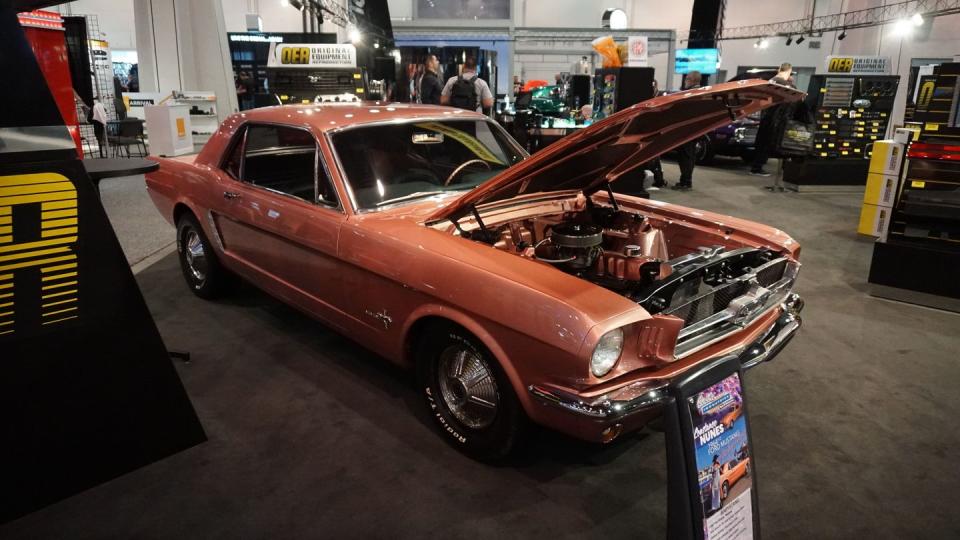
[825,55,890,75]
[268,43,357,69]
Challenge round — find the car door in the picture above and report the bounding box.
[210,122,350,327]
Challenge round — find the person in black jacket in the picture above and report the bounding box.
[419,55,443,105]
[749,63,797,176]
[672,71,702,191]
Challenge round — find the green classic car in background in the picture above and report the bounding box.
[527,85,568,116]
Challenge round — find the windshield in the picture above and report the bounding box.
[331,119,525,210]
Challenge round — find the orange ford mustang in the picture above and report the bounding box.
[146,80,805,459]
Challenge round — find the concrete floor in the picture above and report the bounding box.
[2,159,958,538]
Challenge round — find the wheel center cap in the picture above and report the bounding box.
[450,378,468,405]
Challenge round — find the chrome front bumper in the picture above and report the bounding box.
[528,293,804,422]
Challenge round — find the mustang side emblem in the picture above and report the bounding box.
[364,308,392,330]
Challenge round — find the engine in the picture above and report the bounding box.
[490,207,674,293]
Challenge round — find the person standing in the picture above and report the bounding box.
[749,63,797,176]
[441,56,494,113]
[710,455,723,512]
[672,70,702,191]
[419,55,443,105]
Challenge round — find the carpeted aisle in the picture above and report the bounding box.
[2,160,958,539]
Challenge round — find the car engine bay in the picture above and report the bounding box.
[471,204,796,333]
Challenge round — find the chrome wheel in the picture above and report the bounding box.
[183,229,208,282]
[437,345,499,429]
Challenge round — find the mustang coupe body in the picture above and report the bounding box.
[146,80,806,459]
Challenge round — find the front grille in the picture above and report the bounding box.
[664,280,751,327]
[756,258,787,287]
[660,256,787,329]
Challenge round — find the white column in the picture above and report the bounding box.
[134,0,239,120]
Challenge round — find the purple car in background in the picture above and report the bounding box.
[692,70,777,164]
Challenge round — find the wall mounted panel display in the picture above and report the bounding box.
[675,48,719,75]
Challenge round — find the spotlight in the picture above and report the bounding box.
[894,18,913,36]
[288,0,303,11]
[348,26,361,44]
[796,35,805,45]
[912,13,924,26]
[838,29,847,40]
[759,38,770,49]
[785,35,793,45]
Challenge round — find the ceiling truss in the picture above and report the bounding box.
[718,0,960,40]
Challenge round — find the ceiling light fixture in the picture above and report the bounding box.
[894,18,913,36]
[912,13,924,26]
[759,38,770,49]
[838,29,847,40]
[796,35,805,45]
[785,35,793,45]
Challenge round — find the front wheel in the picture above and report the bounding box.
[721,481,730,500]
[695,136,714,164]
[417,323,525,460]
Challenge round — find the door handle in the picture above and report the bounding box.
[223,191,241,200]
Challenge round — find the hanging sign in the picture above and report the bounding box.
[267,43,357,69]
[627,36,648,67]
[826,55,891,75]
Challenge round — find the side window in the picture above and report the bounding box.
[222,128,245,180]
[242,125,318,203]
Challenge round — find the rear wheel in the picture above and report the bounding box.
[176,212,226,299]
[417,323,525,460]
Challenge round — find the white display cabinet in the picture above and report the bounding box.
[144,104,194,156]
[173,91,218,149]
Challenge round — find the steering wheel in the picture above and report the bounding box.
[444,159,491,186]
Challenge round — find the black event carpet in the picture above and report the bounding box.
[1,251,957,539]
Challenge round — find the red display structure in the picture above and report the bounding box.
[19,9,82,156]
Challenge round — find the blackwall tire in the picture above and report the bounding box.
[416,322,525,461]
[695,136,714,165]
[176,212,225,299]
[721,481,730,500]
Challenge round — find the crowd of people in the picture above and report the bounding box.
[410,55,494,113]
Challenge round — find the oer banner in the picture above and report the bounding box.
[826,55,891,75]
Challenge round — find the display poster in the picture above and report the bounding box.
[688,372,754,540]
[627,36,648,67]
[826,55,891,75]
[267,42,357,69]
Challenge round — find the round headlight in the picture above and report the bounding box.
[591,328,624,377]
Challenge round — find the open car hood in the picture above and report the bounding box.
[428,80,804,223]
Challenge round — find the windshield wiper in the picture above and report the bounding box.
[374,191,446,207]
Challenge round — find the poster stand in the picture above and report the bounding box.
[666,355,762,540]
[0,2,205,522]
